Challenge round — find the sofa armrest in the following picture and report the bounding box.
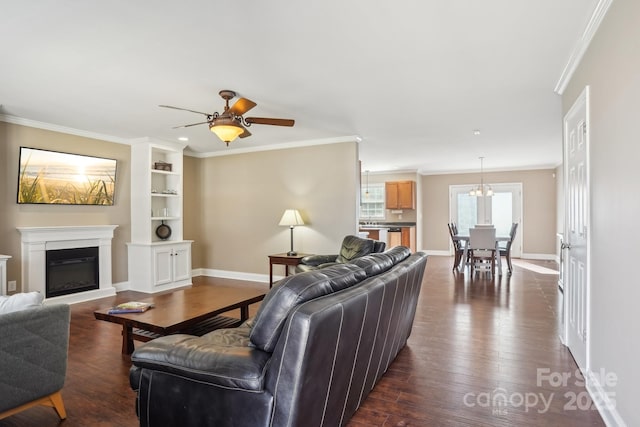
[300,254,337,266]
[0,304,70,412]
[131,334,271,391]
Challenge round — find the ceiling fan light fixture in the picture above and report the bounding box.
[209,118,244,145]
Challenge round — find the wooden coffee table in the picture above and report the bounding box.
[94,285,265,354]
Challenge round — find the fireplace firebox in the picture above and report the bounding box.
[46,247,99,298]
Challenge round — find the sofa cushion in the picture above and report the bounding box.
[384,246,412,263]
[131,333,270,391]
[250,271,333,352]
[319,264,367,292]
[350,253,395,277]
[335,235,375,263]
[0,292,44,315]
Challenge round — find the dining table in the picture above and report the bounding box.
[453,233,511,275]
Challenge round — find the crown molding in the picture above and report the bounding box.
[185,135,362,158]
[554,0,614,95]
[0,114,130,144]
[0,113,358,156]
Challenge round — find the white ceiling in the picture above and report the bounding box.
[0,0,600,174]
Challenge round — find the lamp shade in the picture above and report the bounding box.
[279,209,304,227]
[209,117,244,144]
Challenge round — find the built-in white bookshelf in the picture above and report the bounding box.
[128,137,192,292]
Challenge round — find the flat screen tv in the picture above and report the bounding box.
[17,147,117,205]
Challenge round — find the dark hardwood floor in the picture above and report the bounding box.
[1,257,604,426]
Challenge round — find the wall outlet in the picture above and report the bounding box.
[8,280,17,292]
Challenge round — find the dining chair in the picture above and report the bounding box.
[469,227,497,278]
[447,223,464,271]
[499,222,518,275]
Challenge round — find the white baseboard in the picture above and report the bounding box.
[586,370,626,427]
[420,250,451,256]
[113,280,131,292]
[521,253,557,261]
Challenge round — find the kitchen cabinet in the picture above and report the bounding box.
[401,227,416,252]
[386,226,416,252]
[362,229,380,240]
[385,181,416,209]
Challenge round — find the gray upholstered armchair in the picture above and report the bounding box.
[295,234,386,273]
[0,302,70,421]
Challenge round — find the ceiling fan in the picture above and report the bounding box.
[160,90,295,146]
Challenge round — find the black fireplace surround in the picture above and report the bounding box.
[46,247,99,298]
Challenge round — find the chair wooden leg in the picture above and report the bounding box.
[453,252,461,270]
[506,253,513,274]
[0,391,66,421]
[48,391,67,420]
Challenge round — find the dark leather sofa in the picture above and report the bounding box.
[295,234,386,273]
[129,246,427,427]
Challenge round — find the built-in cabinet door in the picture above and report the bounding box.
[153,246,173,286]
[172,245,191,282]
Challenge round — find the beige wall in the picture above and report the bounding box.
[183,155,203,268]
[193,142,359,275]
[562,0,640,424]
[0,122,131,291]
[0,121,358,289]
[419,169,557,255]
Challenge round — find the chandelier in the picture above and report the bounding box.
[469,157,493,197]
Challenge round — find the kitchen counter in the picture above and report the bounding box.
[359,222,416,228]
[358,223,416,252]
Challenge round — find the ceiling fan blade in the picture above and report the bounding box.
[159,105,212,117]
[245,117,295,127]
[227,97,257,116]
[172,121,210,129]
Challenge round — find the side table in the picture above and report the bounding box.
[268,253,310,288]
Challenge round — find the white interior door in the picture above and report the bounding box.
[563,86,590,373]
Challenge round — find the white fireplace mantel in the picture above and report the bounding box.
[17,225,118,304]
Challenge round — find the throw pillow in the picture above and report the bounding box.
[0,292,44,315]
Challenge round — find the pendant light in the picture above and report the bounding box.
[469,157,493,197]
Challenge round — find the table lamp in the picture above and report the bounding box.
[279,209,305,256]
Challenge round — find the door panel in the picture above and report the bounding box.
[563,86,589,373]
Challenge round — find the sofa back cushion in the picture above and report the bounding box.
[250,264,368,353]
[336,235,375,263]
[318,264,367,292]
[350,253,394,277]
[250,271,333,352]
[384,246,412,263]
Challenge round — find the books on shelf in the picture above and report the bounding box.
[108,301,154,314]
